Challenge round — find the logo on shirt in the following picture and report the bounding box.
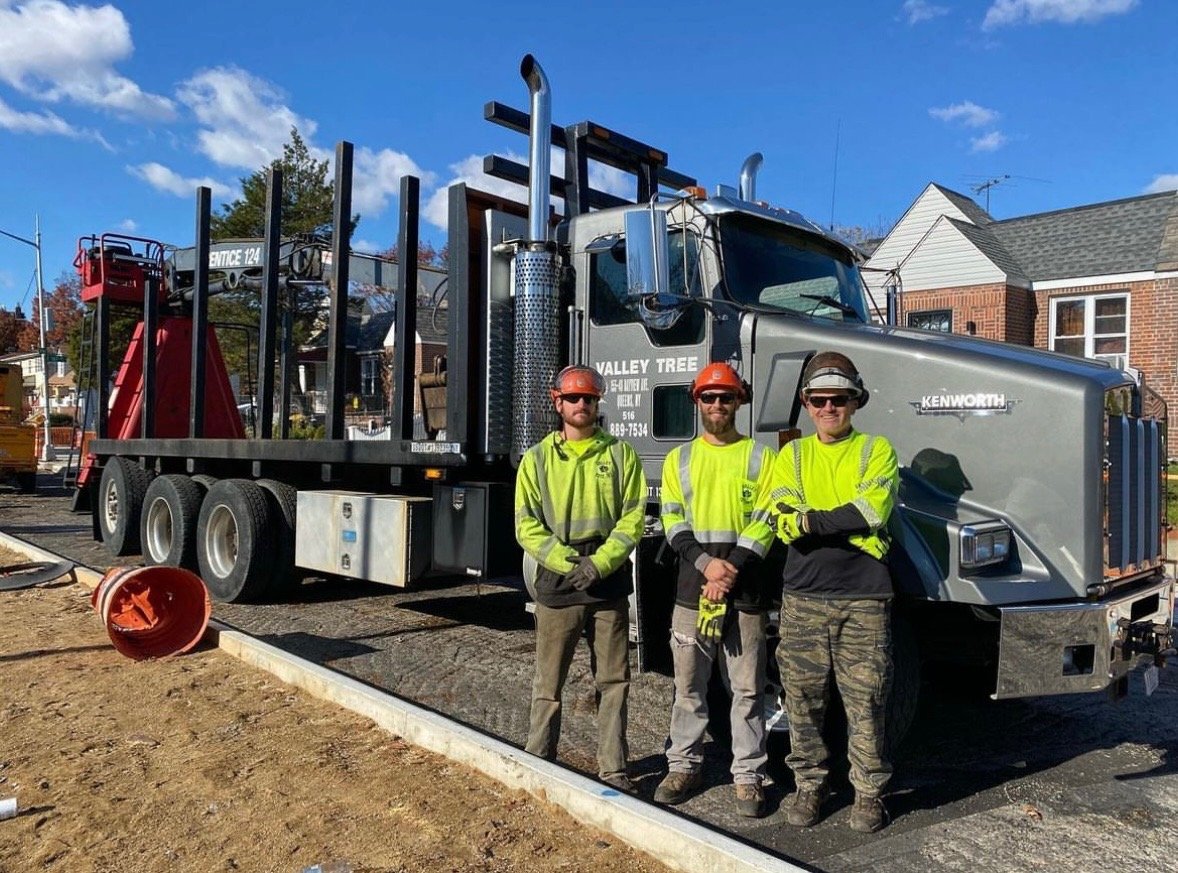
[596,461,613,480]
[741,483,755,502]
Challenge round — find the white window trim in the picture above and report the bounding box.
[1048,291,1130,367]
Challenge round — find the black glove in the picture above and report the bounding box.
[566,556,601,591]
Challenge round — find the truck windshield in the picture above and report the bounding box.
[717,213,868,322]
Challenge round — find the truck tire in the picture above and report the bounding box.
[97,457,151,556]
[196,478,275,603]
[140,474,203,570]
[16,471,37,494]
[886,611,921,757]
[256,478,298,597]
[191,474,217,493]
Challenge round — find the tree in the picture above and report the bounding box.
[0,308,28,354]
[208,128,363,399]
[211,127,357,240]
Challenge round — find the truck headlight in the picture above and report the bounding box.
[960,523,1011,570]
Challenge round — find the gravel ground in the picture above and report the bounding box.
[5,471,1178,871]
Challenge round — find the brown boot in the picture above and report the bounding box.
[653,770,701,805]
[784,784,830,827]
[734,781,767,818]
[849,794,889,833]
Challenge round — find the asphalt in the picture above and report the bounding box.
[4,469,1178,872]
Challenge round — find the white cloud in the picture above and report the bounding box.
[177,66,313,169]
[0,94,77,136]
[0,0,173,120]
[902,0,949,24]
[352,147,438,218]
[970,131,1009,152]
[117,218,138,232]
[127,162,234,200]
[423,152,529,231]
[929,101,1000,128]
[983,0,1137,29]
[1144,174,1178,194]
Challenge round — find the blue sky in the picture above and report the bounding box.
[0,0,1174,313]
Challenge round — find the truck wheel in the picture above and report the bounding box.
[256,478,299,598]
[196,479,275,603]
[16,471,37,494]
[97,457,151,556]
[141,474,204,570]
[886,612,921,756]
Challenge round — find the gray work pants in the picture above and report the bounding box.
[666,604,768,784]
[526,597,630,780]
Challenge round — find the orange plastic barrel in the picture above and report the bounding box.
[91,566,212,660]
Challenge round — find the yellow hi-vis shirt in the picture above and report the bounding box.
[515,428,646,580]
[660,436,776,610]
[746,428,898,598]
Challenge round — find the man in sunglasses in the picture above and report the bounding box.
[653,362,777,817]
[515,365,646,794]
[742,351,899,833]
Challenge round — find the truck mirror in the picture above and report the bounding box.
[624,207,669,302]
[624,207,683,330]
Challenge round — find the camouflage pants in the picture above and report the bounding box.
[777,594,893,797]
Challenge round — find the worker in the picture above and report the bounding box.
[745,351,899,833]
[653,362,777,817]
[515,365,647,793]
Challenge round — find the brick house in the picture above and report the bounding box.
[864,183,1178,412]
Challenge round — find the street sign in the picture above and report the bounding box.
[46,354,66,364]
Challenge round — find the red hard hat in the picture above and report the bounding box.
[551,365,606,398]
[690,362,747,400]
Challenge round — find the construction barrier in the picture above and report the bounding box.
[91,566,212,660]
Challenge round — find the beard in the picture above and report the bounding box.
[702,411,735,436]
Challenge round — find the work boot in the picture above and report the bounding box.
[734,781,767,818]
[849,794,890,833]
[600,772,637,795]
[653,770,702,805]
[784,784,830,827]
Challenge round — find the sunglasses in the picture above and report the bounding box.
[698,392,737,406]
[806,394,851,409]
[560,393,599,405]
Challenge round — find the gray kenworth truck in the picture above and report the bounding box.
[76,56,1172,729]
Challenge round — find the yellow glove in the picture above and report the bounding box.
[696,595,727,642]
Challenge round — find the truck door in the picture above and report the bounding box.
[582,228,708,488]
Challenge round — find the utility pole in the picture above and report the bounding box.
[0,216,56,462]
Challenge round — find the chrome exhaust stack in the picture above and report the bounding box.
[739,152,763,202]
[511,54,562,462]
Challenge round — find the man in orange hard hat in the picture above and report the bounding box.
[515,365,646,794]
[654,362,777,817]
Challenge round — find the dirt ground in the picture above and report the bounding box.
[0,546,671,873]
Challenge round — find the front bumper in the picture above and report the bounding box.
[993,575,1174,699]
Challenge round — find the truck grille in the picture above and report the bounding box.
[1105,408,1164,576]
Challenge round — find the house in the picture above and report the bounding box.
[0,349,75,420]
[864,184,1178,412]
[297,296,449,420]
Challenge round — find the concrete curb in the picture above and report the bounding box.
[0,530,804,873]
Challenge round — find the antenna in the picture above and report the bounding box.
[829,119,841,230]
[971,174,1010,212]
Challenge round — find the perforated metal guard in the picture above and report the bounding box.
[512,249,561,459]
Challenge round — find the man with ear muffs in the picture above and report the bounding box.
[514,365,646,794]
[741,351,899,833]
[654,361,777,818]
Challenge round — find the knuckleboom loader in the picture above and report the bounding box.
[75,56,1173,733]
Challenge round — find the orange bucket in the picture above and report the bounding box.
[91,566,212,660]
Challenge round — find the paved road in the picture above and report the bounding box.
[3,472,1177,872]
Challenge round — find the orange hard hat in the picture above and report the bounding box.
[551,365,606,398]
[690,362,748,400]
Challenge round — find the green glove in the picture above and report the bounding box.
[696,595,728,642]
[566,556,601,591]
[775,502,806,539]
